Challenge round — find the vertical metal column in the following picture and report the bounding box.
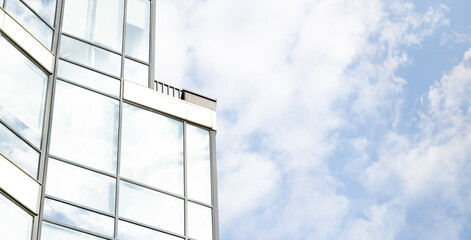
[114,0,128,237]
[34,0,65,238]
[210,130,220,240]
[149,0,156,89]
[183,122,189,240]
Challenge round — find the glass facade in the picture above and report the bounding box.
[41,222,105,240]
[0,193,33,240]
[59,35,122,77]
[0,0,218,239]
[4,0,54,49]
[61,0,124,52]
[187,125,212,204]
[56,59,121,97]
[118,220,182,240]
[49,80,119,173]
[125,0,150,61]
[188,202,213,240]
[121,103,183,195]
[43,198,115,237]
[0,35,47,148]
[45,158,116,213]
[124,57,149,86]
[119,180,184,234]
[0,123,39,178]
[21,0,56,25]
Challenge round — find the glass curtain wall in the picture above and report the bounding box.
[1,0,217,238]
[3,0,57,49]
[58,0,150,87]
[0,193,34,240]
[44,101,215,239]
[0,34,47,179]
[0,34,46,240]
[39,0,217,239]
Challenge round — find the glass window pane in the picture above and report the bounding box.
[43,198,115,237]
[121,104,183,195]
[118,220,182,240]
[45,158,116,214]
[62,0,124,51]
[124,58,148,86]
[119,181,184,235]
[49,80,118,173]
[187,125,211,204]
[0,36,47,147]
[0,194,33,240]
[41,222,106,240]
[59,35,121,77]
[5,0,53,49]
[0,123,39,178]
[188,202,212,240]
[57,60,120,97]
[22,0,57,25]
[125,0,150,61]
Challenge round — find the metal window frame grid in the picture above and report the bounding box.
[1,0,219,238]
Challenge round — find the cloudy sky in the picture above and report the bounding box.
[155,0,471,239]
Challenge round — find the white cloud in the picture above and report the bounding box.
[418,209,465,240]
[217,152,281,224]
[379,2,448,49]
[339,200,406,240]
[363,48,471,238]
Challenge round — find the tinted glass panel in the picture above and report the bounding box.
[59,35,121,77]
[125,0,150,61]
[49,80,118,173]
[45,158,116,214]
[57,60,120,97]
[119,181,184,235]
[124,58,149,86]
[41,222,105,240]
[0,36,47,147]
[118,220,183,240]
[43,198,115,237]
[188,202,212,240]
[62,0,124,51]
[5,0,53,49]
[121,104,183,195]
[0,123,39,178]
[0,194,33,240]
[22,0,56,25]
[187,125,211,204]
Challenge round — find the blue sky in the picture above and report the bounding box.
[155,0,471,239]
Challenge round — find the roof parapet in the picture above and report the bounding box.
[154,80,217,111]
[182,90,217,111]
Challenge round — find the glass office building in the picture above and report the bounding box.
[0,0,219,239]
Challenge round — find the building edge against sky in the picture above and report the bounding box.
[0,0,219,239]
